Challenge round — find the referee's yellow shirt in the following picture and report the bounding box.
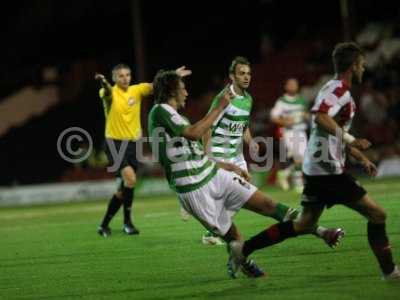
[100,83,152,140]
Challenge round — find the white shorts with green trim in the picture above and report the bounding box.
[178,168,257,236]
[213,154,248,172]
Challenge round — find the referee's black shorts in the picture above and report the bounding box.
[301,172,367,208]
[104,139,139,176]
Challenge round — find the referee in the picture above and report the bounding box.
[95,64,191,237]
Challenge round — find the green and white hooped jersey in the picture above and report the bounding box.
[270,94,308,131]
[148,103,217,194]
[209,86,252,161]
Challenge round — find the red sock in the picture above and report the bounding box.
[242,221,297,257]
[368,222,395,275]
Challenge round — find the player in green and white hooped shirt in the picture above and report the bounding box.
[202,57,300,245]
[271,78,309,193]
[148,70,347,278]
[204,56,258,172]
[148,71,239,193]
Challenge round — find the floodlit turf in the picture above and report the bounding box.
[1,177,400,300]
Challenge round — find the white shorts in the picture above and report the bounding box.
[213,154,248,172]
[178,168,257,236]
[283,130,307,162]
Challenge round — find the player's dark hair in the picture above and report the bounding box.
[229,56,250,74]
[111,63,131,81]
[332,42,364,74]
[153,70,181,103]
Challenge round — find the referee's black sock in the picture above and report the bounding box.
[242,221,298,257]
[122,187,134,225]
[367,222,395,275]
[101,194,122,228]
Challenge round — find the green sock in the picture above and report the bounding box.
[271,203,290,222]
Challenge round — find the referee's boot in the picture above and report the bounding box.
[123,223,140,235]
[97,226,111,238]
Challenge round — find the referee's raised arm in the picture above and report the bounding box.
[95,73,112,98]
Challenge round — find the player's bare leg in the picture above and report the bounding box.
[222,223,243,243]
[294,204,324,233]
[242,191,343,247]
[295,204,344,248]
[227,192,319,279]
[228,200,328,278]
[242,190,298,222]
[344,194,398,280]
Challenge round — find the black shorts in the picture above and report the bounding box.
[301,173,367,208]
[104,139,138,176]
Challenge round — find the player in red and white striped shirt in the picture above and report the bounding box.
[226,43,398,281]
[303,77,356,175]
[297,42,399,280]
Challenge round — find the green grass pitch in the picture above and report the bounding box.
[1,177,400,299]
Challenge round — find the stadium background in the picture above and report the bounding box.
[0,0,399,198]
[1,1,400,299]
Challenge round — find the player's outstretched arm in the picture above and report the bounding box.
[202,129,212,156]
[95,73,112,97]
[244,127,259,156]
[315,112,371,150]
[182,88,233,141]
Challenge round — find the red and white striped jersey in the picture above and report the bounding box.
[303,79,356,175]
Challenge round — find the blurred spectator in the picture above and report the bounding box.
[356,22,385,48]
[387,88,400,122]
[260,33,274,60]
[59,144,112,182]
[377,145,400,177]
[87,147,108,169]
[305,40,331,72]
[360,88,388,126]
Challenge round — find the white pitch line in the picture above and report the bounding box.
[0,206,173,221]
[1,186,398,221]
[143,212,171,218]
[0,206,104,220]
